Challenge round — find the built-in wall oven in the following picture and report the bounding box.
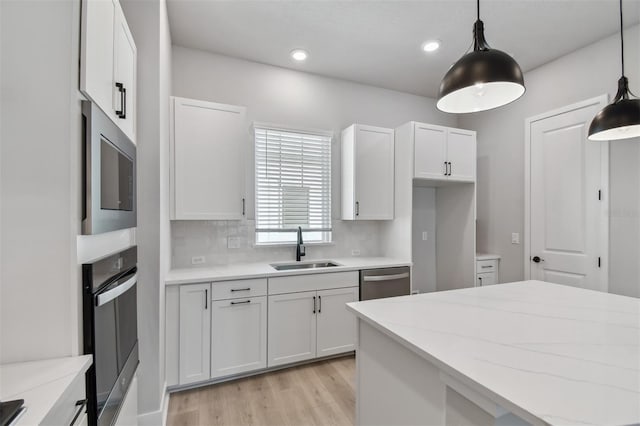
[82,101,136,235]
[83,246,138,426]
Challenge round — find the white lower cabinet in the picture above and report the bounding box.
[211,296,267,378]
[267,291,317,367]
[477,272,497,286]
[316,287,359,357]
[179,283,211,385]
[267,276,359,368]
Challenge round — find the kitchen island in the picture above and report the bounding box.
[346,281,640,426]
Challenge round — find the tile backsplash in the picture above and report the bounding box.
[171,220,383,268]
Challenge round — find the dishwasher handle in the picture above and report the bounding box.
[362,272,409,282]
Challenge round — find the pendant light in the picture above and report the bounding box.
[588,0,640,141]
[437,0,525,114]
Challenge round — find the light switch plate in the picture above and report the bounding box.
[511,233,520,244]
[351,249,361,256]
[191,256,205,265]
[422,231,428,241]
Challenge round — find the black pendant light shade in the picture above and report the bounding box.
[589,77,640,140]
[437,16,525,113]
[588,0,640,141]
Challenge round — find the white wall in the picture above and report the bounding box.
[459,25,640,297]
[0,0,82,363]
[171,46,457,267]
[120,0,172,422]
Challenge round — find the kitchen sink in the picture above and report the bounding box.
[270,261,341,271]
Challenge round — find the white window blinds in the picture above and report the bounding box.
[255,125,332,244]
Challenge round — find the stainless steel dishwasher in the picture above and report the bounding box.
[360,267,411,300]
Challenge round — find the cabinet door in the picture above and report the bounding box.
[414,124,447,180]
[477,272,497,286]
[80,0,116,119]
[267,291,317,367]
[211,296,267,379]
[113,2,136,142]
[179,283,211,385]
[354,125,394,220]
[171,97,247,220]
[316,287,358,357]
[446,129,476,182]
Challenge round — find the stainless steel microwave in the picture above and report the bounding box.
[82,101,136,234]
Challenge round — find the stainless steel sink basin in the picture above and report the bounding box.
[270,261,340,271]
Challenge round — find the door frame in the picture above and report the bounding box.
[524,95,609,286]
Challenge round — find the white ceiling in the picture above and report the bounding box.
[167,0,640,98]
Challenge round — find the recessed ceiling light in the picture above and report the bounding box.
[422,40,441,53]
[290,49,308,61]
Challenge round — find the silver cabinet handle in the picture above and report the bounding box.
[362,273,410,282]
[97,273,137,306]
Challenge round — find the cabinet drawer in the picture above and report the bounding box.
[269,271,359,295]
[212,278,267,300]
[476,260,497,273]
[41,369,86,426]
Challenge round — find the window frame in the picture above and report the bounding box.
[253,122,333,246]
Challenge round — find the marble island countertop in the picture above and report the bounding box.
[346,280,640,426]
[166,256,411,285]
[0,355,92,425]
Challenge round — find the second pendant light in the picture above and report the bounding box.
[437,0,525,114]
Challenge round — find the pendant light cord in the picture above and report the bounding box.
[619,0,625,76]
[477,0,480,21]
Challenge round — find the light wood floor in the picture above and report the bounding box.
[167,356,355,426]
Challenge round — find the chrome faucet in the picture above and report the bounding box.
[296,226,306,262]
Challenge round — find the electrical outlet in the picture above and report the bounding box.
[422,231,428,241]
[512,233,520,244]
[191,256,205,265]
[227,237,240,249]
[351,249,361,256]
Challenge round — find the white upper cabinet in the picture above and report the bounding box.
[414,124,447,180]
[342,124,395,220]
[413,123,476,183]
[170,97,247,220]
[446,129,476,181]
[112,2,136,141]
[80,0,137,142]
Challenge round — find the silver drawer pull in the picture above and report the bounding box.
[231,288,251,292]
[481,265,493,269]
[231,300,251,305]
[363,273,409,282]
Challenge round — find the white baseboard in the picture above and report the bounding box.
[137,381,169,426]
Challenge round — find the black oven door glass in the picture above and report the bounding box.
[93,274,137,415]
[100,138,133,212]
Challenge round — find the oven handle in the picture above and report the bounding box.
[362,273,409,282]
[97,273,137,307]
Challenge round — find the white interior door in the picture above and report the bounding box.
[528,98,608,291]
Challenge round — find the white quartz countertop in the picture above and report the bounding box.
[0,355,92,425]
[166,257,411,285]
[476,253,501,261]
[346,281,640,426]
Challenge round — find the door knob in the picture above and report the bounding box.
[532,256,544,263]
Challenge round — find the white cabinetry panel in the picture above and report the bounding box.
[211,296,267,378]
[171,97,247,220]
[179,283,211,385]
[414,124,447,180]
[316,287,358,357]
[267,291,317,367]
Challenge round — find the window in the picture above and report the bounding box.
[254,124,332,245]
